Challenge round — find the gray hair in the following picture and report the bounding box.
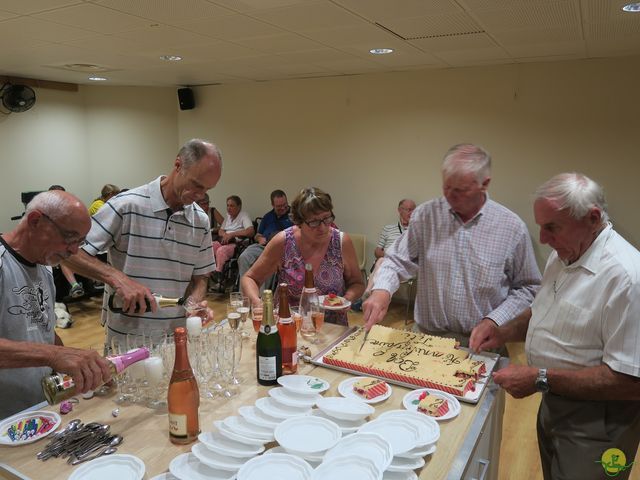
[178,138,222,169]
[442,143,491,184]
[534,172,609,224]
[24,191,76,222]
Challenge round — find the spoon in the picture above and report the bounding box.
[71,446,117,465]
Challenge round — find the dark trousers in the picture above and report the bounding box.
[537,393,640,480]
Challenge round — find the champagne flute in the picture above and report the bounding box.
[290,305,302,333]
[310,303,324,344]
[143,330,167,410]
[237,297,251,338]
[226,304,243,383]
[251,301,263,334]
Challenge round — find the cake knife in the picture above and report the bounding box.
[358,327,370,352]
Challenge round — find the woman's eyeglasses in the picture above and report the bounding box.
[304,214,335,228]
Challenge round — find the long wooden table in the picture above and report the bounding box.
[0,323,505,480]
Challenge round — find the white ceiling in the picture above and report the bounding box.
[1,0,639,87]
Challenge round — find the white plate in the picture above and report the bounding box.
[149,473,179,480]
[192,442,247,471]
[237,453,313,480]
[275,416,341,456]
[238,406,280,429]
[358,417,421,455]
[311,409,366,434]
[214,420,266,446]
[223,416,274,442]
[0,410,61,446]
[382,472,418,480]
[396,443,436,459]
[198,431,265,457]
[377,410,440,447]
[265,446,321,469]
[402,388,461,421]
[255,397,312,419]
[337,377,392,404]
[312,455,382,480]
[387,455,425,472]
[277,375,330,395]
[323,432,392,472]
[316,397,374,421]
[318,295,351,311]
[169,453,236,480]
[269,387,321,408]
[68,454,145,480]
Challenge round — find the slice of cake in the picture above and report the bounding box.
[416,391,449,417]
[322,325,485,396]
[323,293,344,307]
[353,378,388,400]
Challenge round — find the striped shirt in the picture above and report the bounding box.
[526,224,640,377]
[83,176,215,336]
[377,222,407,251]
[374,196,541,334]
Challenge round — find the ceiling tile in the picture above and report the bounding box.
[436,45,511,66]
[0,0,81,15]
[177,13,284,40]
[0,16,95,45]
[34,3,150,34]
[114,24,219,49]
[233,32,324,53]
[94,0,234,23]
[210,0,317,14]
[377,12,483,39]
[0,9,19,20]
[409,32,498,52]
[471,1,581,31]
[333,0,461,20]
[505,39,586,57]
[249,1,367,31]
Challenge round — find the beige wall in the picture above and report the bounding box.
[0,85,177,233]
[2,56,638,273]
[179,55,640,270]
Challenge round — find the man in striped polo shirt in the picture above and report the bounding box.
[64,139,222,345]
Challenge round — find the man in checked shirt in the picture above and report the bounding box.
[363,143,541,351]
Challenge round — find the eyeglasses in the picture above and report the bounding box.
[40,213,86,247]
[304,214,335,228]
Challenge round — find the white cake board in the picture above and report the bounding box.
[308,326,500,405]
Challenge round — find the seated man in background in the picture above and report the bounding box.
[239,189,292,293]
[363,143,541,348]
[352,198,416,310]
[0,190,111,418]
[482,173,640,480]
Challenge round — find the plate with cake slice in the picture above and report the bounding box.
[319,294,351,311]
[402,388,461,421]
[338,376,392,404]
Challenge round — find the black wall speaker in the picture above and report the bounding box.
[177,87,195,110]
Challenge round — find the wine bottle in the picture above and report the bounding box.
[108,293,186,313]
[277,283,297,375]
[41,347,150,405]
[256,290,282,385]
[168,327,200,444]
[299,263,319,339]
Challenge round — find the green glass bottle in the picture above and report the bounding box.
[256,290,282,386]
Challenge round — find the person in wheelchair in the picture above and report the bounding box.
[210,195,254,289]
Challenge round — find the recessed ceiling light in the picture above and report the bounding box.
[622,2,640,12]
[160,55,183,61]
[369,48,394,55]
[88,76,107,81]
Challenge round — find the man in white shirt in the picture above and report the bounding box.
[363,143,541,348]
[481,173,640,480]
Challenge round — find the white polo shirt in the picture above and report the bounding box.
[526,224,640,377]
[83,176,215,336]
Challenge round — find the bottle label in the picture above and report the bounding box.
[168,413,188,438]
[258,356,278,381]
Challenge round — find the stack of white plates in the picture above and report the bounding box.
[315,397,375,422]
[378,410,440,459]
[275,416,341,463]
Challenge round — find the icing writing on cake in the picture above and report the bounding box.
[323,325,485,396]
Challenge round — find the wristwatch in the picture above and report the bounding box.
[535,368,550,393]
